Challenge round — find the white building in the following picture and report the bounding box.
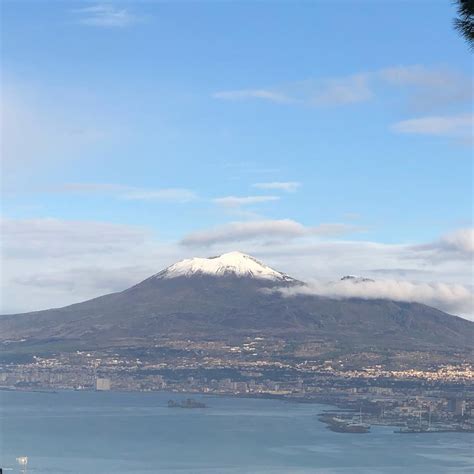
[95,377,111,391]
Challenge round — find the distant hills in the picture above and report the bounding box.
[1,252,473,353]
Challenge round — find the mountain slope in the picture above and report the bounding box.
[1,252,472,352]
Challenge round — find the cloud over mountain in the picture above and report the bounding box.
[278,278,473,319]
[1,217,472,319]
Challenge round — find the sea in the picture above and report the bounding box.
[0,390,472,473]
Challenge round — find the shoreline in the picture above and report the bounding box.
[2,387,473,435]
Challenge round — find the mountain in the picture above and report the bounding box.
[154,251,295,282]
[1,251,473,353]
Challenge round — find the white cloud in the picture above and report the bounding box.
[54,183,198,203]
[413,227,474,261]
[12,266,147,294]
[391,114,472,137]
[314,223,359,235]
[213,195,280,207]
[0,217,181,313]
[180,219,360,247]
[278,278,473,319]
[253,182,301,192]
[213,74,372,107]
[1,217,149,259]
[213,65,470,113]
[440,228,474,254]
[308,74,372,106]
[378,65,471,109]
[122,188,197,202]
[379,65,454,87]
[212,89,291,104]
[252,229,473,287]
[181,219,306,247]
[74,4,139,28]
[58,183,124,193]
[213,66,471,145]
[1,218,472,319]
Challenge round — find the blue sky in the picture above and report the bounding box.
[1,1,473,316]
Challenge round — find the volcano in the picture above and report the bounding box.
[1,252,472,352]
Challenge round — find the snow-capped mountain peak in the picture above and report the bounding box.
[156,251,294,281]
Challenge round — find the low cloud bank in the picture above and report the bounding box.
[439,227,474,255]
[2,217,472,319]
[413,227,474,262]
[279,278,473,319]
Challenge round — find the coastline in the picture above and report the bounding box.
[2,387,473,435]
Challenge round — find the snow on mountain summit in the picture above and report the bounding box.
[156,251,294,281]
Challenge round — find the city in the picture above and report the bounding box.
[2,335,473,434]
[1,1,473,472]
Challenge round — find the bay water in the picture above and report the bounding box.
[0,390,472,473]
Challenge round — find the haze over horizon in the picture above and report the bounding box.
[1,1,472,318]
